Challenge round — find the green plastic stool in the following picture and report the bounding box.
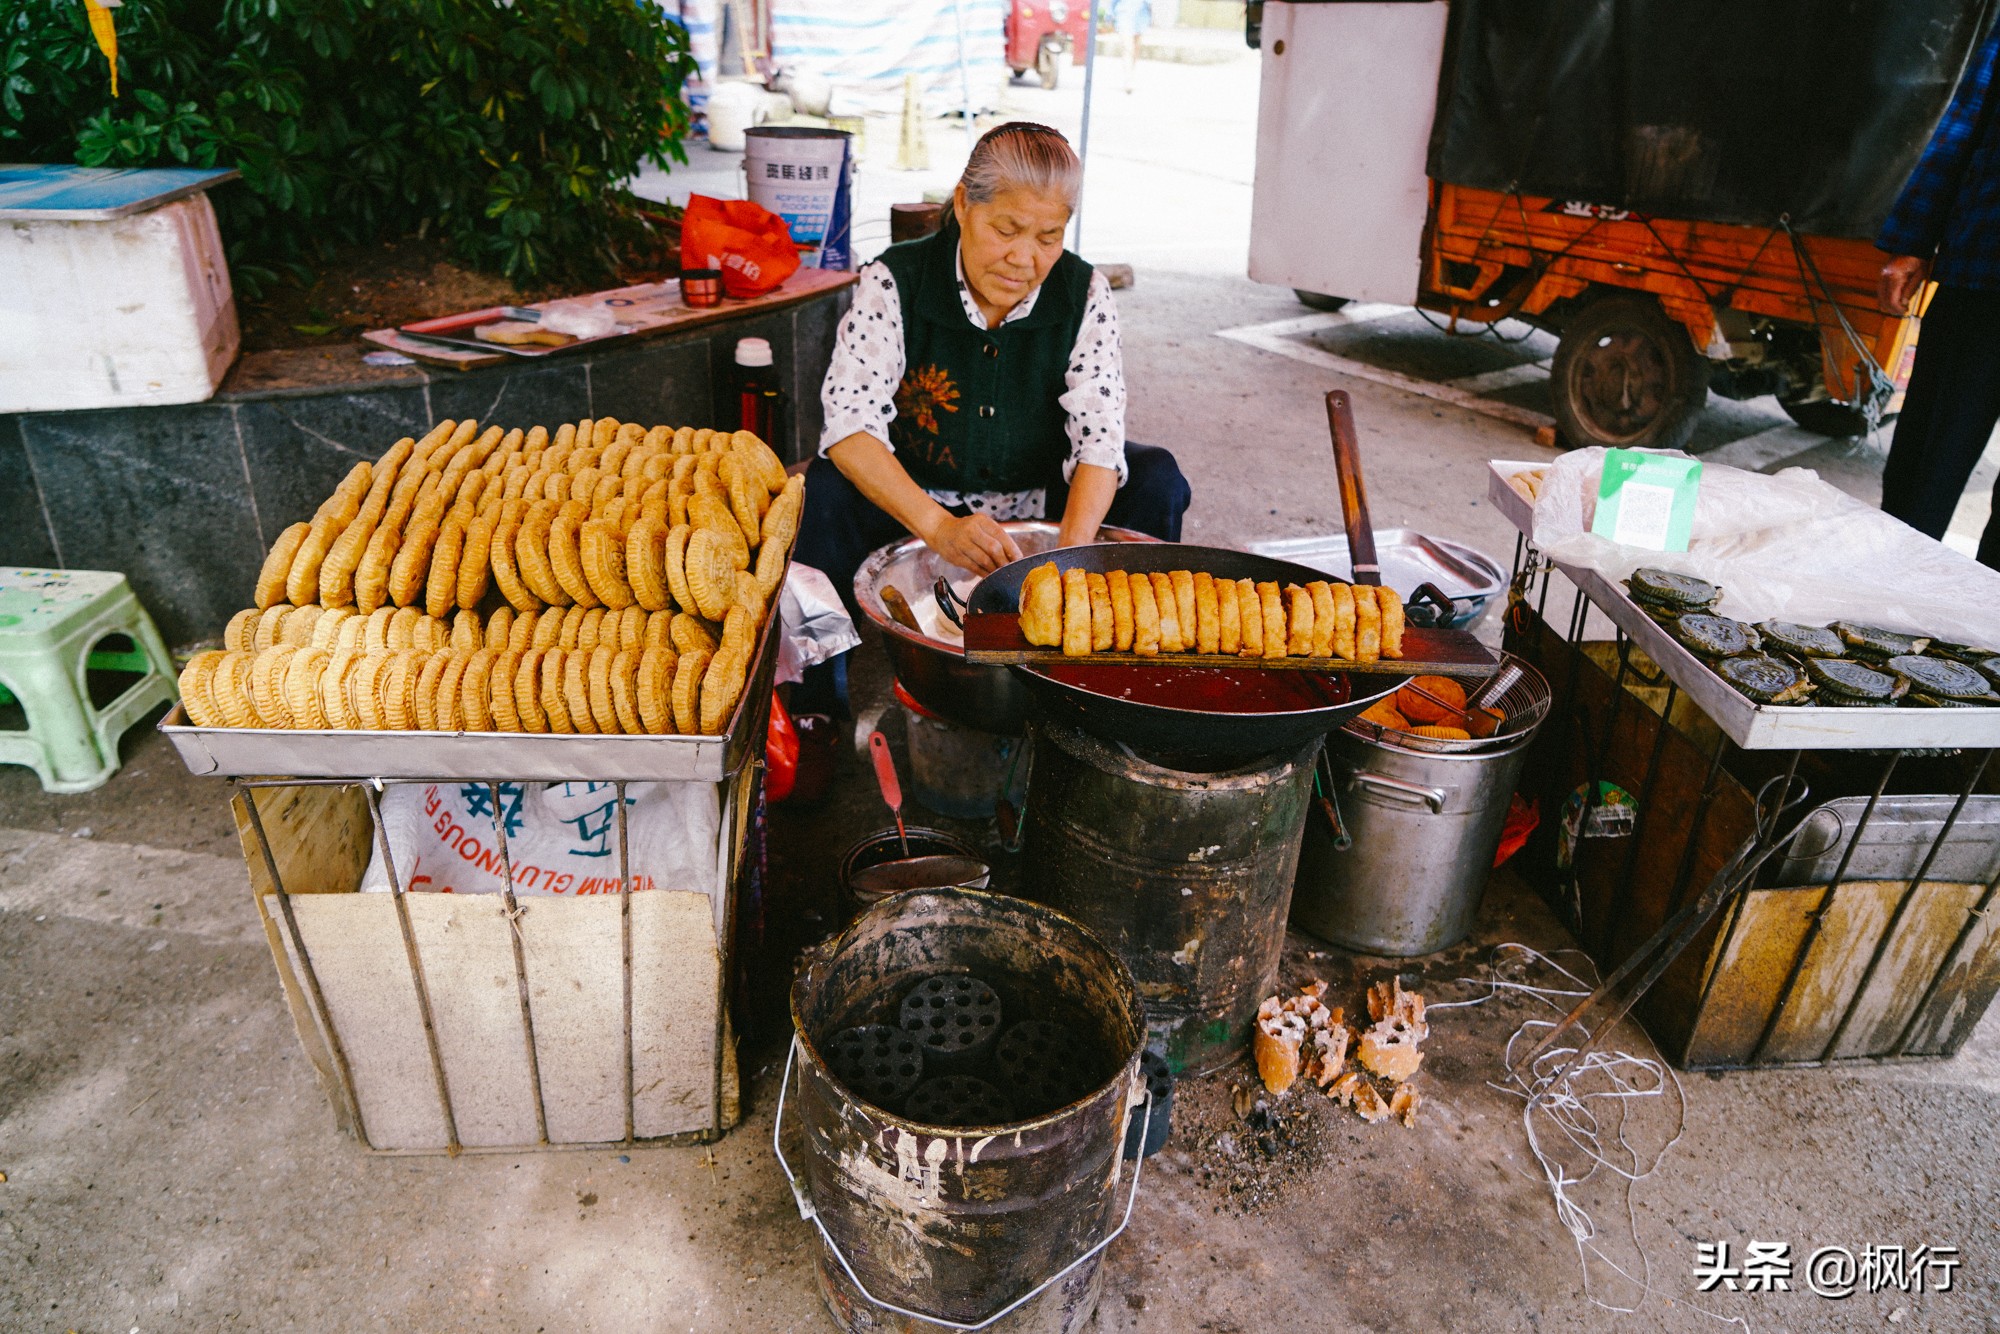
[0,567,179,793]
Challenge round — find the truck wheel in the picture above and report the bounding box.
[1037,40,1061,90]
[1294,290,1349,312]
[1779,396,1891,438]
[1550,293,1707,451]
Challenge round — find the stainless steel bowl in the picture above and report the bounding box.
[853,521,1156,735]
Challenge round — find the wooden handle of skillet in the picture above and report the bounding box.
[1325,389,1382,587]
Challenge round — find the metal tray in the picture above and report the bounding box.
[159,602,780,783]
[1488,460,2000,750]
[1247,528,1504,629]
[1766,795,2000,889]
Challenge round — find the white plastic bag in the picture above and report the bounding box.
[776,561,861,684]
[1531,448,2000,644]
[359,781,720,898]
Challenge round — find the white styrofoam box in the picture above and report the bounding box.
[0,193,239,412]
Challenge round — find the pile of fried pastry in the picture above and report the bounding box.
[1253,977,1427,1126]
[176,417,799,735]
[1017,563,1406,662]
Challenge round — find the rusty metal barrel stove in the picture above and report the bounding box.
[783,888,1147,1334]
[1021,721,1320,1074]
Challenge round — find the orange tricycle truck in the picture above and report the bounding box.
[1247,0,1994,449]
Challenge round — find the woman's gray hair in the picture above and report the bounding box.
[958,122,1081,209]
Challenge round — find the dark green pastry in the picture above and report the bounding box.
[1719,654,1813,704]
[1885,654,1996,702]
[1671,613,1758,660]
[1927,641,2000,664]
[1756,621,1844,659]
[1805,657,1900,703]
[1833,622,1929,659]
[1628,567,1720,612]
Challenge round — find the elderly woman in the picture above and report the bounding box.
[793,120,1190,716]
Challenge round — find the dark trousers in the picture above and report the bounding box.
[1880,285,2000,568]
[790,442,1192,714]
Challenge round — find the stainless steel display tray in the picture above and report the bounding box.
[1248,528,1504,629]
[159,604,780,783]
[1487,460,2000,751]
[1767,795,2000,889]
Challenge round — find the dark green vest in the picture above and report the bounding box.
[877,224,1093,493]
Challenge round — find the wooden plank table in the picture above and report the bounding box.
[361,267,857,371]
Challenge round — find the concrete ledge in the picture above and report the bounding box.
[0,287,850,644]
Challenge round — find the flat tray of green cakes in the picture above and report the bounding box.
[1572,564,2000,751]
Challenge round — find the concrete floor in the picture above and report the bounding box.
[8,45,2000,1334]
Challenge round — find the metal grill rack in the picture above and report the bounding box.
[1490,464,2000,1070]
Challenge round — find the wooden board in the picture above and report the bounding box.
[360,266,856,371]
[961,609,1497,678]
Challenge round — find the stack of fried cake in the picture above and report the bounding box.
[1017,563,1405,663]
[177,417,800,735]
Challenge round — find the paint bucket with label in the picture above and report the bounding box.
[779,888,1148,1333]
[744,126,853,270]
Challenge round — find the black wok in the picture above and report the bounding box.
[960,543,1408,763]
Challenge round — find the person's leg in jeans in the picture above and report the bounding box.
[790,456,914,716]
[1046,442,1192,541]
[1880,287,2000,560]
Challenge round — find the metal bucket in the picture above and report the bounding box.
[853,522,1155,737]
[780,888,1149,1333]
[1021,721,1319,1074]
[841,827,990,918]
[900,694,1020,820]
[1292,661,1550,956]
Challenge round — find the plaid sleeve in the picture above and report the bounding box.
[1878,26,2000,258]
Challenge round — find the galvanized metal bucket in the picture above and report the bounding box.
[779,889,1148,1333]
[1292,660,1551,956]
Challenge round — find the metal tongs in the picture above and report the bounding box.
[934,577,967,630]
[1508,768,1818,1088]
[1325,389,1468,629]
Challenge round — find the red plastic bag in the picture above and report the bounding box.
[765,691,800,803]
[681,194,801,297]
[1493,793,1539,867]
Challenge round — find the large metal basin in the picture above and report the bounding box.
[854,522,1155,736]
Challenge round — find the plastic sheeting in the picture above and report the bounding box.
[1428,0,1999,238]
[1531,448,2000,645]
[770,0,1009,116]
[666,0,723,90]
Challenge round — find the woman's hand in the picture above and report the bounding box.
[923,512,1023,575]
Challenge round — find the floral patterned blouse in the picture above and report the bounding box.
[818,248,1128,520]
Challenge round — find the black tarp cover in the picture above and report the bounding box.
[1426,0,1998,238]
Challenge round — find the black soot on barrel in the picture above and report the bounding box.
[790,888,1146,1334]
[1022,720,1319,1074]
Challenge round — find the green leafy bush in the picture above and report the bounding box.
[2,0,696,288]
